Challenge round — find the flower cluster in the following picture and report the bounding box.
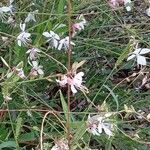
[87,113,115,137]
[43,31,75,50]
[0,0,14,22]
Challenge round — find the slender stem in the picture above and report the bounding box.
[67,0,72,149]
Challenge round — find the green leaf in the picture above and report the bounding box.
[15,117,23,139]
[59,90,68,121]
[57,0,65,14]
[18,132,35,142]
[0,141,16,149]
[1,57,10,68]
[72,123,87,145]
[115,44,131,68]
[103,85,119,111]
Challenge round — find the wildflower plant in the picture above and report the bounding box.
[0,0,150,150]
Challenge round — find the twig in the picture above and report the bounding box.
[67,0,72,149]
[40,111,52,150]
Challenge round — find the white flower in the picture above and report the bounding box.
[58,36,75,50]
[97,117,114,137]
[127,48,150,66]
[30,61,44,76]
[16,68,26,79]
[56,72,88,94]
[87,114,114,137]
[13,63,26,79]
[0,6,12,22]
[26,47,40,61]
[87,115,100,136]
[146,7,150,17]
[17,23,31,46]
[25,10,38,23]
[0,0,14,22]
[70,72,85,94]
[124,0,132,11]
[43,31,60,48]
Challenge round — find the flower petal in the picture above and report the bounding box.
[37,68,44,75]
[127,54,135,61]
[139,48,150,54]
[146,7,150,16]
[24,32,31,38]
[1,6,11,12]
[102,124,113,136]
[20,23,26,31]
[133,48,141,54]
[137,55,146,66]
[53,39,58,48]
[32,61,38,67]
[43,32,51,38]
[58,43,63,50]
[71,85,77,93]
[17,39,22,46]
[98,123,103,134]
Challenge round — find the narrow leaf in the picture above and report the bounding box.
[57,0,65,14]
[15,117,23,139]
[59,90,68,121]
[103,85,119,111]
[1,57,10,68]
[0,141,16,149]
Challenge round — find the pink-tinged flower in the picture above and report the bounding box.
[108,0,127,9]
[17,23,31,47]
[58,36,75,50]
[29,61,44,77]
[108,0,120,9]
[43,31,60,49]
[26,47,40,61]
[12,62,26,79]
[87,115,100,136]
[87,114,114,137]
[16,68,26,79]
[56,72,88,94]
[72,14,86,37]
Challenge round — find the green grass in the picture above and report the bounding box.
[0,0,150,149]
